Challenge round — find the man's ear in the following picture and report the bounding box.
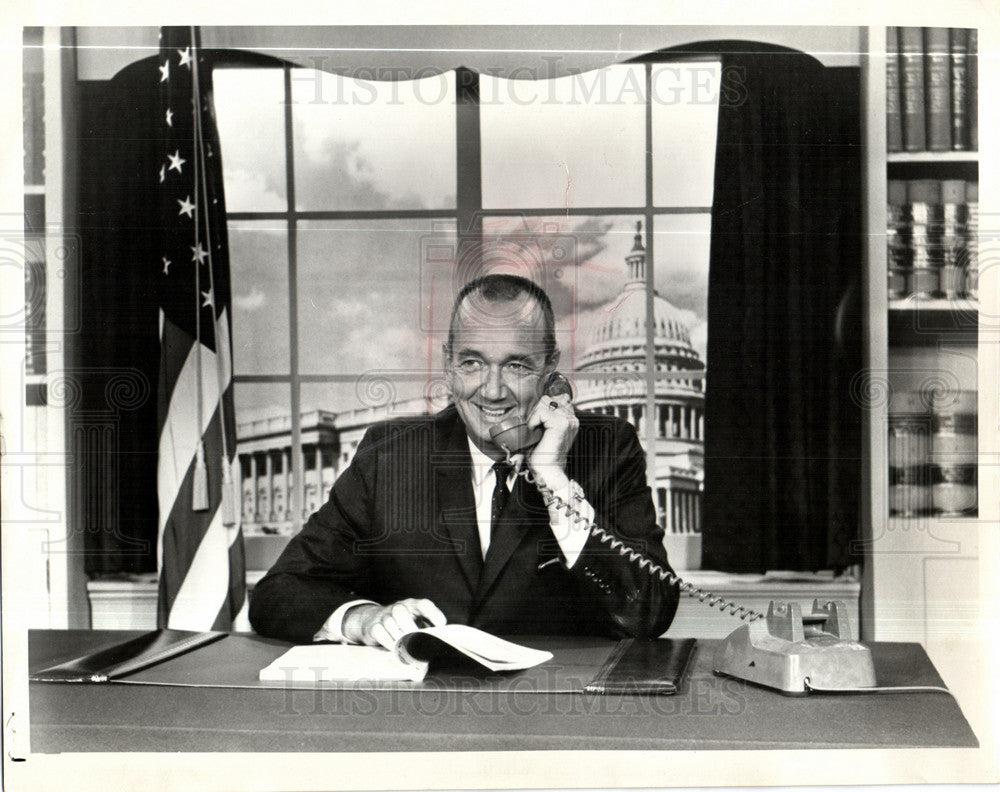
[441,343,451,368]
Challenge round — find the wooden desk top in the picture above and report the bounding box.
[28,630,978,753]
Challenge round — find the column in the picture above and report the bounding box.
[281,448,291,521]
[668,405,676,437]
[312,444,323,513]
[270,450,287,523]
[248,453,258,523]
[299,445,308,520]
[665,485,674,535]
[256,453,271,524]
[265,451,275,521]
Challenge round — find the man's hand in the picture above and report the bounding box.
[525,391,578,488]
[342,598,447,650]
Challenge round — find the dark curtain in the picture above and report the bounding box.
[77,60,163,574]
[663,43,862,571]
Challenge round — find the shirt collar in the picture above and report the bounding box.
[466,437,518,488]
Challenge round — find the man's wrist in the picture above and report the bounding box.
[531,465,570,493]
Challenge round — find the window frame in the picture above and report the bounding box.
[220,57,717,535]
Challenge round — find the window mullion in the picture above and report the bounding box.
[283,64,304,530]
[456,67,483,270]
[643,62,658,492]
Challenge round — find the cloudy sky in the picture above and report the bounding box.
[213,63,718,420]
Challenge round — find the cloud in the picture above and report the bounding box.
[223,169,286,212]
[233,287,267,311]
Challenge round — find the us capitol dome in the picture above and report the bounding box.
[573,222,704,536]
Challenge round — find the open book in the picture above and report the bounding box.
[259,624,553,684]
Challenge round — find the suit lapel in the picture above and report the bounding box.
[434,413,482,592]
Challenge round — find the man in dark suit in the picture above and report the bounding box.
[250,275,680,646]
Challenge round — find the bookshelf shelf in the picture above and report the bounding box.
[887,515,979,527]
[888,297,978,312]
[888,151,978,164]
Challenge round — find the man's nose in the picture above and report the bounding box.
[481,364,507,400]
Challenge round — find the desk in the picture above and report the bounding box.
[28,630,977,753]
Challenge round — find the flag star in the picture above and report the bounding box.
[158,164,165,183]
[162,256,171,274]
[191,243,208,264]
[167,150,186,174]
[201,289,214,307]
[165,108,173,127]
[159,58,170,82]
[177,47,193,68]
[177,195,196,218]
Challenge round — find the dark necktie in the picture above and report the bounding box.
[490,461,513,537]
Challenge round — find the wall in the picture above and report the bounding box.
[76,25,861,81]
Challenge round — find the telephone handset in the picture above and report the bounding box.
[486,374,932,697]
[488,372,574,454]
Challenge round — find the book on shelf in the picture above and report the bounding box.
[929,390,977,516]
[886,27,903,152]
[949,28,970,151]
[968,29,978,150]
[924,28,951,151]
[888,389,978,517]
[899,27,926,152]
[888,391,932,517]
[964,181,978,298]
[885,177,977,301]
[907,179,943,299]
[886,179,910,298]
[890,27,977,153]
[259,624,554,684]
[940,179,969,299]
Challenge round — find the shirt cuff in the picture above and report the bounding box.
[544,479,593,568]
[312,599,378,643]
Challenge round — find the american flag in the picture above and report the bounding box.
[155,26,246,630]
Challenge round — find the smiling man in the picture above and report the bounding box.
[249,274,680,646]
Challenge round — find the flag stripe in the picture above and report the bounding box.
[164,508,230,630]
[156,309,232,547]
[158,399,242,623]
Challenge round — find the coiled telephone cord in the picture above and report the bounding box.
[506,451,764,623]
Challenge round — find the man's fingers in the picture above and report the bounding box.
[368,622,396,651]
[411,599,448,627]
[391,603,420,635]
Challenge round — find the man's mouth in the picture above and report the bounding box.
[474,404,515,422]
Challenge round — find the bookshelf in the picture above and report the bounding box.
[861,24,986,733]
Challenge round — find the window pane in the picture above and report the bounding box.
[214,68,288,212]
[234,382,293,537]
[296,220,458,419]
[291,71,457,211]
[229,221,290,375]
[481,65,646,209]
[652,213,711,364]
[652,62,721,208]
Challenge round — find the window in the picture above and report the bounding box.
[214,60,721,539]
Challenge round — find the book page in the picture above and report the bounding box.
[258,644,428,683]
[396,625,553,671]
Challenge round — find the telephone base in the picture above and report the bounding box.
[712,600,877,696]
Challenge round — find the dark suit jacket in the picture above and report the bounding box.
[249,406,680,643]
